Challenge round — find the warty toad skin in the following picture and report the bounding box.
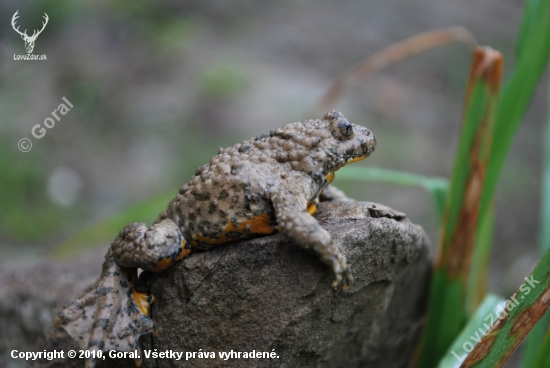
[53,110,376,368]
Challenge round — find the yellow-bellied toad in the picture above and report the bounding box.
[54,110,376,368]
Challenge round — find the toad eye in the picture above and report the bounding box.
[331,119,354,140]
[339,121,352,136]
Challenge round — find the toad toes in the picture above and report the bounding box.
[54,110,376,368]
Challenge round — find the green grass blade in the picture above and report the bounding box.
[337,166,448,220]
[466,208,495,314]
[436,294,506,368]
[50,191,175,259]
[515,0,542,59]
[460,246,550,367]
[479,0,550,229]
[416,47,503,368]
[519,62,550,368]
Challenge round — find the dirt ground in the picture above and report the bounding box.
[0,1,546,366]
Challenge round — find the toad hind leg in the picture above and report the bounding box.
[53,253,155,368]
[272,178,353,288]
[54,219,190,368]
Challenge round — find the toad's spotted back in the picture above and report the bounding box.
[54,110,376,368]
[161,110,375,253]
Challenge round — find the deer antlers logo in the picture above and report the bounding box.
[11,11,49,54]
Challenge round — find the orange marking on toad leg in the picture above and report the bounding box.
[193,213,279,245]
[127,268,153,315]
[149,258,177,272]
[307,201,318,215]
[325,172,335,183]
[149,240,191,272]
[133,291,154,316]
[176,239,191,260]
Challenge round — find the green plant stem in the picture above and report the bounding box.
[337,166,448,220]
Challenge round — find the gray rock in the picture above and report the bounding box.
[140,201,430,368]
[3,201,430,368]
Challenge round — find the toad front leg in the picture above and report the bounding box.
[53,219,190,368]
[272,175,353,288]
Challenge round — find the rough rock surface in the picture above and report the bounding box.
[139,201,431,368]
[3,201,430,368]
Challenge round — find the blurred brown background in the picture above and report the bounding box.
[0,0,546,302]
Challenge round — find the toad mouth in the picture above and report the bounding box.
[332,154,368,171]
[343,154,368,162]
